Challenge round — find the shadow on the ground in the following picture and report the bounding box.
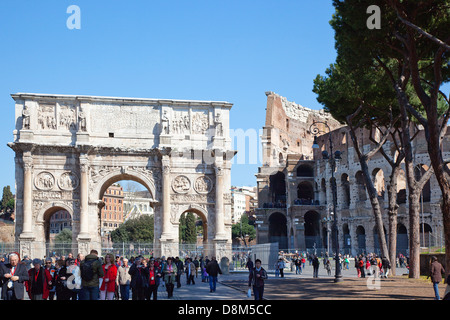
[220,276,434,300]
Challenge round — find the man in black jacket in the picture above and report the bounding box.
[128,257,148,300]
[248,259,267,300]
[0,252,29,300]
[206,256,222,293]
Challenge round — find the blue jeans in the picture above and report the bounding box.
[80,286,99,300]
[433,282,440,300]
[120,284,130,300]
[209,276,217,292]
[253,285,264,300]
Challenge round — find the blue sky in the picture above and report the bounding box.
[0,1,337,192]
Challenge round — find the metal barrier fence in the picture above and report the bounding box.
[1,242,391,271]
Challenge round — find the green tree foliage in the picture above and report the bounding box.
[184,212,197,244]
[110,215,154,243]
[232,214,256,245]
[179,212,198,244]
[179,213,186,243]
[55,228,72,243]
[317,0,450,278]
[0,186,14,213]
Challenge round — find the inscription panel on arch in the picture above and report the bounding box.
[89,103,160,135]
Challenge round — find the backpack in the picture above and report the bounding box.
[80,259,95,281]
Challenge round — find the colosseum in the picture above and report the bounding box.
[255,91,446,256]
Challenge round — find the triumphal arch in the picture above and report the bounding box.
[9,93,235,260]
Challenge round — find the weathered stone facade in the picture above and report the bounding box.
[256,92,447,256]
[9,93,236,260]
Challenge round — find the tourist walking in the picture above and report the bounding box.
[277,258,285,278]
[54,259,66,300]
[193,257,199,279]
[79,249,104,300]
[246,257,254,272]
[248,259,267,300]
[26,258,52,300]
[100,253,118,300]
[206,256,222,293]
[358,258,365,278]
[325,258,332,276]
[116,258,131,300]
[295,257,302,275]
[185,257,196,285]
[175,257,184,288]
[129,257,148,300]
[312,255,320,278]
[163,257,177,298]
[146,259,162,300]
[44,258,56,300]
[0,252,29,300]
[428,256,445,300]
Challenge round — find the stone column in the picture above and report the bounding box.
[78,156,90,238]
[77,155,91,255]
[21,156,33,237]
[19,153,35,259]
[214,162,226,239]
[161,155,173,239]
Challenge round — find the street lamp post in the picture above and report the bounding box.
[310,121,343,283]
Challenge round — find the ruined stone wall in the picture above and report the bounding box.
[256,92,447,255]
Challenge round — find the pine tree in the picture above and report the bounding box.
[185,212,197,244]
[0,186,14,213]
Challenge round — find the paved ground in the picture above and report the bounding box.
[164,264,448,300]
[23,264,448,300]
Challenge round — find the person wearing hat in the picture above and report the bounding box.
[44,257,57,300]
[0,252,29,300]
[26,258,52,300]
[128,256,148,300]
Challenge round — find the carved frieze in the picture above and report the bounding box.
[194,176,213,194]
[34,172,55,190]
[192,111,209,135]
[59,104,77,131]
[37,104,56,130]
[58,172,79,190]
[172,175,191,194]
[172,110,190,135]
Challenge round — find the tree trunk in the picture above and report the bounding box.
[408,191,421,279]
[360,157,390,261]
[386,167,400,276]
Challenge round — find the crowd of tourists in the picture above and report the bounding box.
[0,250,223,300]
[2,249,448,300]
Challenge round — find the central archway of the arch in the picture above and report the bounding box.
[9,93,235,262]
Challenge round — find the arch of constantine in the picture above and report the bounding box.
[8,93,235,260]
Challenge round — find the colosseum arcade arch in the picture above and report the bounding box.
[9,93,235,260]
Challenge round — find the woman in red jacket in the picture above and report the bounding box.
[100,253,117,300]
[27,259,52,300]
